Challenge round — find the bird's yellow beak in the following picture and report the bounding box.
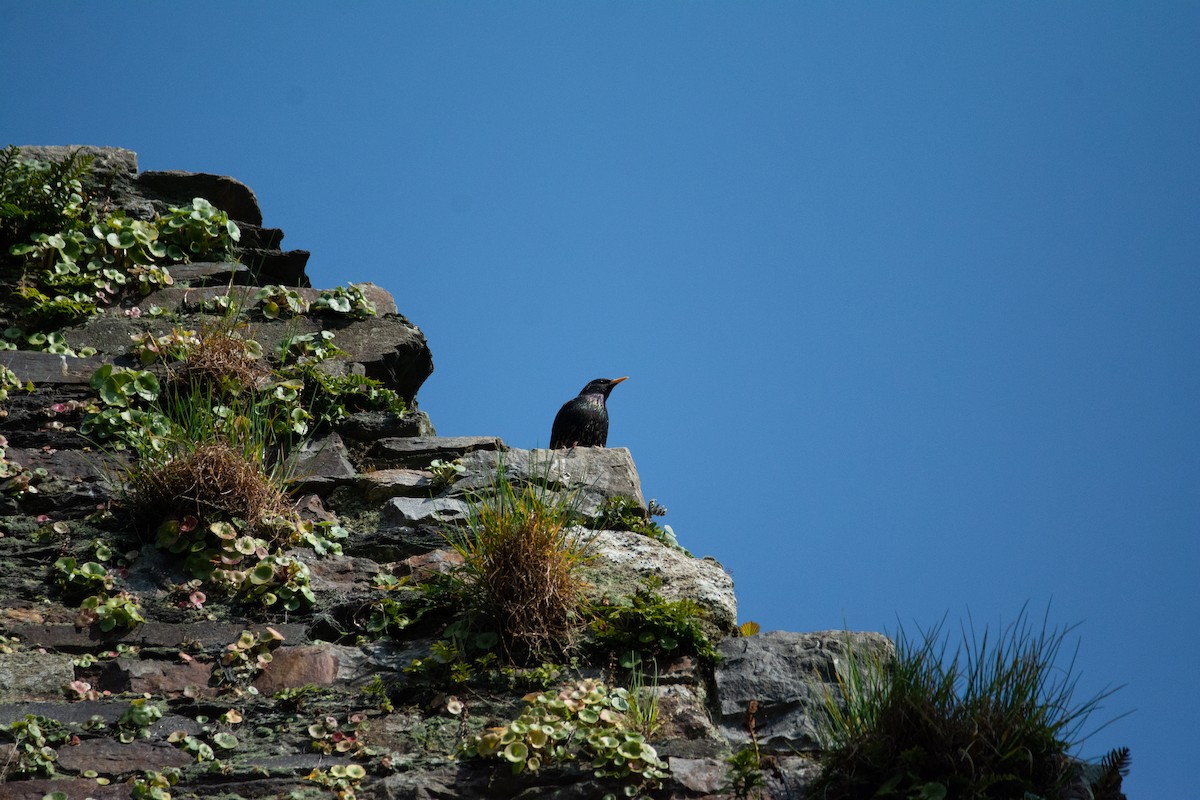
[611,376,628,385]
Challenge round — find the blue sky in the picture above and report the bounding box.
[5,3,1198,794]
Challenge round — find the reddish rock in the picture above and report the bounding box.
[397,548,464,580]
[101,658,216,698]
[252,645,339,694]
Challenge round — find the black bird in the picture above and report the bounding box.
[550,376,628,449]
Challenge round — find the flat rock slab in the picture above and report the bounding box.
[137,170,262,225]
[338,409,436,440]
[0,351,105,384]
[101,657,216,698]
[384,496,471,527]
[351,468,431,500]
[451,446,645,518]
[55,736,193,775]
[715,629,894,753]
[0,777,131,800]
[5,621,310,652]
[292,432,357,483]
[0,701,199,737]
[18,145,138,178]
[368,436,503,469]
[668,756,728,794]
[0,651,75,701]
[252,643,368,694]
[74,290,432,400]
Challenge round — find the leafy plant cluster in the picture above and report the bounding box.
[590,581,718,668]
[466,677,669,799]
[87,318,404,456]
[0,714,70,778]
[130,768,181,800]
[405,616,501,685]
[75,317,386,612]
[308,712,373,758]
[51,547,146,632]
[1,145,240,333]
[306,763,369,800]
[255,282,378,320]
[812,610,1127,800]
[155,516,319,612]
[428,457,465,489]
[212,627,285,693]
[116,698,165,743]
[0,432,44,497]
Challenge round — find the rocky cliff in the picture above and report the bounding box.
[0,147,889,800]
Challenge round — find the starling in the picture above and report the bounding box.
[549,376,628,449]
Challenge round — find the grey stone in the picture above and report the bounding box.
[351,468,432,501]
[56,735,194,775]
[668,756,728,794]
[3,621,309,652]
[338,409,437,440]
[303,552,382,594]
[649,684,725,758]
[292,432,357,483]
[6,447,125,486]
[0,351,105,384]
[236,247,311,286]
[72,287,435,400]
[384,496,471,527]
[252,643,369,694]
[0,651,74,700]
[166,261,252,286]
[0,777,129,799]
[585,529,737,639]
[101,656,214,697]
[714,629,894,753]
[367,435,503,469]
[450,446,644,519]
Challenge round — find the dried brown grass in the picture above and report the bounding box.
[447,476,592,664]
[169,331,269,394]
[125,441,289,542]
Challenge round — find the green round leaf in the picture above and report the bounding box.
[212,731,238,749]
[132,372,160,401]
[249,562,275,585]
[502,741,529,763]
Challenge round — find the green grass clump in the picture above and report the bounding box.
[812,607,1125,800]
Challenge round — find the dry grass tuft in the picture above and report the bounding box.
[125,441,289,542]
[169,331,269,394]
[447,475,592,664]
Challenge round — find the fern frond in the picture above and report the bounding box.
[1089,746,1130,800]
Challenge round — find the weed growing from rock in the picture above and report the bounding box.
[0,146,236,336]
